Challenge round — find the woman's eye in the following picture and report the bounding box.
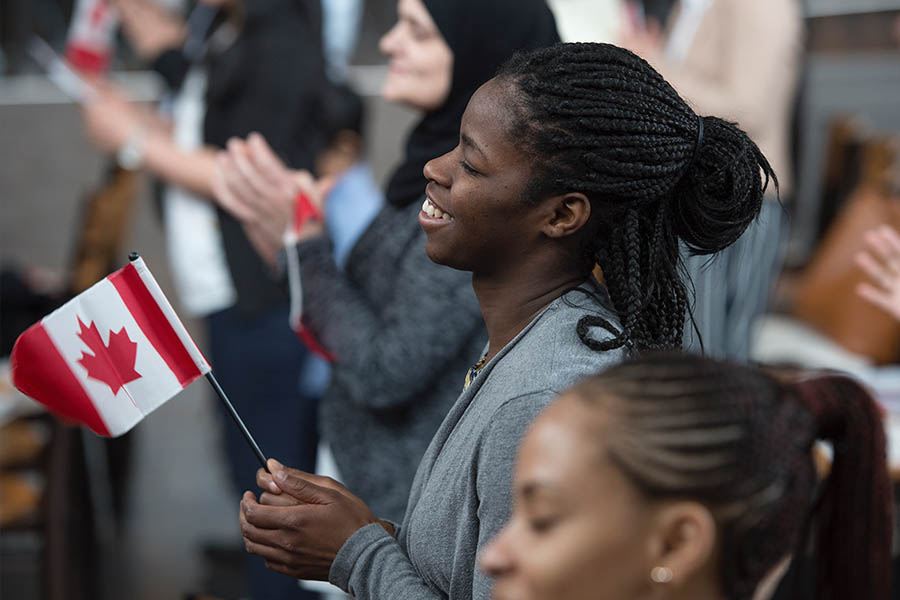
[529,516,559,533]
[460,160,480,176]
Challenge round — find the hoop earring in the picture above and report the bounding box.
[650,566,673,584]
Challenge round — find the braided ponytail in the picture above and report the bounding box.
[497,43,776,353]
[788,376,892,600]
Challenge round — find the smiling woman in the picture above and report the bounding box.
[378,0,453,110]
[237,42,776,600]
[418,81,559,274]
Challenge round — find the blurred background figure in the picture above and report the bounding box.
[79,0,330,598]
[321,0,364,83]
[619,0,804,361]
[0,0,380,595]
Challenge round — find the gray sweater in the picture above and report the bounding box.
[328,279,623,599]
[296,201,487,521]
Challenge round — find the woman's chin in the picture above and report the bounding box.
[424,241,448,266]
[424,240,468,272]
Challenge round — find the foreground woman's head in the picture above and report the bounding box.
[423,43,777,353]
[481,354,892,600]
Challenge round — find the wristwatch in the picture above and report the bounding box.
[116,125,147,170]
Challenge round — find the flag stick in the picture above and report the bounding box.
[205,371,269,472]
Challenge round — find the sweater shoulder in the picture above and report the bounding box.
[478,282,623,403]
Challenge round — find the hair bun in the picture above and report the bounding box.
[670,116,777,256]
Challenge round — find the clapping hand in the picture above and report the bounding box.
[211,133,328,267]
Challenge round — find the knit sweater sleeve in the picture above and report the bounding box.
[294,234,482,412]
[327,391,555,600]
[329,523,442,600]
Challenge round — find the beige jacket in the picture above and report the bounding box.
[652,0,804,195]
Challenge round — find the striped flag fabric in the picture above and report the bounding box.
[10,256,209,437]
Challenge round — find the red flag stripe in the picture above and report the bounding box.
[109,264,202,387]
[10,323,111,436]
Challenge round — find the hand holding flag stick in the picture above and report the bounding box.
[10,253,269,471]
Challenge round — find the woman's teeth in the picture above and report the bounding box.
[422,198,452,221]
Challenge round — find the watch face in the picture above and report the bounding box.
[117,138,143,170]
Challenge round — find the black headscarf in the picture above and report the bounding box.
[384,0,560,207]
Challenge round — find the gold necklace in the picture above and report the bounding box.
[463,353,489,392]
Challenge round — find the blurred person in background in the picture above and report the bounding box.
[212,0,560,524]
[481,352,892,600]
[292,82,385,477]
[620,0,804,361]
[79,1,329,598]
[321,0,364,83]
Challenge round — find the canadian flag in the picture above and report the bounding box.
[10,257,209,437]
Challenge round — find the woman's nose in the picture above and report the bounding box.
[423,147,456,188]
[479,526,515,577]
[379,22,402,56]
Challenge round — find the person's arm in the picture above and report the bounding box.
[294,231,484,412]
[240,461,443,600]
[139,132,219,196]
[330,524,443,599]
[81,83,219,197]
[333,392,553,600]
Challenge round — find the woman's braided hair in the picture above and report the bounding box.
[496,43,777,353]
[572,353,892,600]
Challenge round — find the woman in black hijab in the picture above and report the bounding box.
[214,0,558,524]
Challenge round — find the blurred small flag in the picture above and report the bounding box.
[10,256,209,436]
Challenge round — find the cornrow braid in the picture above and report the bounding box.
[497,43,776,353]
[571,353,892,600]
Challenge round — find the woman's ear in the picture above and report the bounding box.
[645,502,718,590]
[541,192,591,239]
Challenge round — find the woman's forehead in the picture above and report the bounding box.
[460,79,522,157]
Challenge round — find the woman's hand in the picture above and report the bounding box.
[255,464,397,533]
[239,459,383,580]
[114,0,186,62]
[856,225,900,322]
[211,133,327,266]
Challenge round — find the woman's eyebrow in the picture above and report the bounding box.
[461,134,487,159]
[518,479,557,501]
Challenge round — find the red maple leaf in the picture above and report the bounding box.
[76,317,141,395]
